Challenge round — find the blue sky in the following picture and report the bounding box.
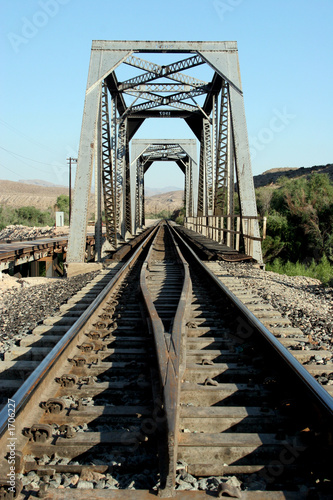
[0,0,332,189]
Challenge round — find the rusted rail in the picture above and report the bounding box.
[140,224,192,495]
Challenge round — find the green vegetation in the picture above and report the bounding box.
[145,207,186,225]
[172,207,186,225]
[55,194,70,225]
[145,209,174,220]
[0,195,70,230]
[257,173,333,285]
[0,205,54,230]
[266,255,333,285]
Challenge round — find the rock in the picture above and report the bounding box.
[80,469,105,482]
[105,476,118,488]
[77,480,94,489]
[176,479,193,490]
[70,475,80,486]
[197,478,208,490]
[96,480,106,488]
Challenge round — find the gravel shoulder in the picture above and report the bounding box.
[217,261,333,353]
[0,271,98,358]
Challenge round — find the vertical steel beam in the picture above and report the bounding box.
[116,118,127,238]
[214,80,228,216]
[200,49,263,263]
[67,84,101,263]
[141,167,145,227]
[135,159,141,232]
[124,125,132,236]
[101,81,117,248]
[197,125,206,216]
[184,160,189,217]
[229,86,262,262]
[203,118,214,215]
[212,94,218,200]
[187,159,194,217]
[139,160,145,227]
[95,101,103,260]
[227,94,235,219]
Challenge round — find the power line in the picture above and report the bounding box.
[0,145,59,167]
[0,118,59,155]
[0,162,29,180]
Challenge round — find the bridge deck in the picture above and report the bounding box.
[0,235,69,258]
[173,224,252,261]
[0,233,96,273]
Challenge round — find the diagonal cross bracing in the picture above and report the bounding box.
[129,87,209,114]
[127,83,202,92]
[119,54,205,91]
[123,89,199,113]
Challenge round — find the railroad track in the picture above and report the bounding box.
[0,221,332,499]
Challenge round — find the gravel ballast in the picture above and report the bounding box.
[217,261,333,355]
[0,272,98,358]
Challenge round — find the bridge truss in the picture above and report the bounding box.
[131,139,197,233]
[67,41,263,264]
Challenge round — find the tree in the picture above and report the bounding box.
[264,173,333,263]
[56,195,70,225]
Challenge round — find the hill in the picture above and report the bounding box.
[0,179,183,217]
[254,163,333,188]
[144,190,184,214]
[0,180,71,210]
[18,179,65,188]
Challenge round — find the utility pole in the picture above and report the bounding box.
[67,157,77,224]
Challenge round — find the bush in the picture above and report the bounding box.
[262,173,333,264]
[16,206,54,226]
[266,255,333,286]
[0,204,54,229]
[56,195,70,225]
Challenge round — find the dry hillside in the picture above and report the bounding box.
[0,180,183,216]
[0,180,95,214]
[144,190,184,214]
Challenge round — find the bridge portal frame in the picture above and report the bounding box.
[67,41,263,265]
[131,139,197,233]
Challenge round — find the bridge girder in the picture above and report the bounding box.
[67,41,263,265]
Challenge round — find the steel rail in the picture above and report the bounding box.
[170,223,333,417]
[140,223,192,495]
[0,223,160,438]
[140,226,168,384]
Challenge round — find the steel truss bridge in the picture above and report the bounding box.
[67,41,263,267]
